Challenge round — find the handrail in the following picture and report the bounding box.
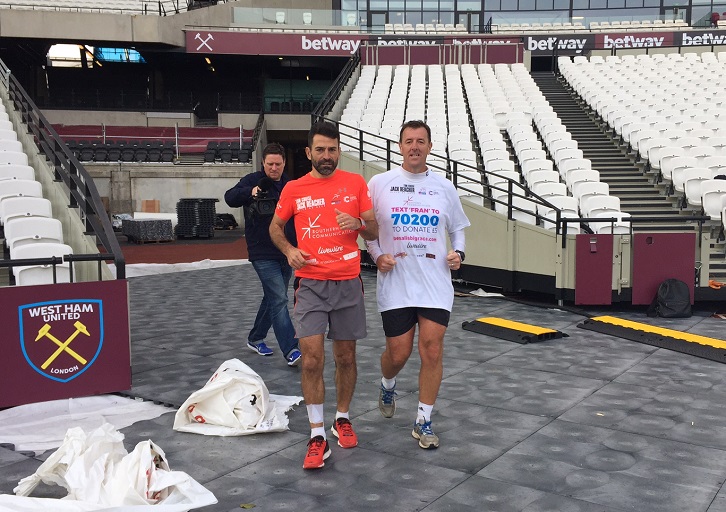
[252,112,265,147]
[333,119,709,244]
[0,58,126,280]
[313,51,361,123]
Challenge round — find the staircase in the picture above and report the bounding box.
[531,71,726,281]
[176,154,205,165]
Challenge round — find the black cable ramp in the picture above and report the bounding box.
[462,317,568,344]
[578,315,726,363]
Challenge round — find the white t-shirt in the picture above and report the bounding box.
[366,166,470,312]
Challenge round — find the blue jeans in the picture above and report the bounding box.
[248,259,298,358]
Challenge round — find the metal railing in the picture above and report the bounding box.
[0,59,126,280]
[313,52,361,123]
[334,120,710,250]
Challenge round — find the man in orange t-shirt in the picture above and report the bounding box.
[270,121,377,470]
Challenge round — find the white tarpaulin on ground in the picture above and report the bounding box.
[108,259,248,278]
[0,395,171,455]
[173,358,303,436]
[0,423,217,511]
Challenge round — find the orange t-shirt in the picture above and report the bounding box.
[275,169,373,280]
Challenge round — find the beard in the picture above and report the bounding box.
[313,158,337,176]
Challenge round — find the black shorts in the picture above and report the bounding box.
[381,307,450,338]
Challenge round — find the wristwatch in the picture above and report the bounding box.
[357,217,366,231]
[454,250,465,263]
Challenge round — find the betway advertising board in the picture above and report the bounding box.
[185,30,519,57]
[525,30,726,55]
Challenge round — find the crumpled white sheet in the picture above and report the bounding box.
[173,359,303,436]
[0,395,171,455]
[0,423,217,512]
[108,259,248,278]
[468,288,505,297]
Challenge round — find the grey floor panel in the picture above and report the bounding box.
[486,335,654,380]
[478,420,726,512]
[559,381,726,450]
[615,349,726,394]
[6,265,726,511]
[0,457,67,498]
[708,483,726,512]
[438,363,607,417]
[360,397,552,473]
[423,474,628,512]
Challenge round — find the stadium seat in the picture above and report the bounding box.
[509,195,538,225]
[488,170,521,200]
[584,195,621,219]
[526,170,559,189]
[521,159,553,181]
[0,165,35,181]
[485,159,515,174]
[4,217,64,253]
[537,195,579,232]
[559,158,592,183]
[576,181,610,214]
[121,148,135,162]
[0,139,22,153]
[664,156,698,182]
[673,165,710,194]
[590,212,631,234]
[568,169,601,195]
[13,242,73,287]
[683,167,714,205]
[0,179,43,202]
[531,181,567,200]
[0,196,52,226]
[701,180,726,220]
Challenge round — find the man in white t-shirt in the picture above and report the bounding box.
[365,120,470,449]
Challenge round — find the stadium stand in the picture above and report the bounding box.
[55,125,254,163]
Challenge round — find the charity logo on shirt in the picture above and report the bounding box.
[389,183,415,193]
[389,198,441,250]
[295,195,326,211]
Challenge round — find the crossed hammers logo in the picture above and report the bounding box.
[195,32,214,51]
[34,321,90,370]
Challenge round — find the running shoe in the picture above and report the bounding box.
[331,417,358,448]
[247,341,273,356]
[303,435,331,469]
[286,349,302,367]
[412,420,439,449]
[378,383,396,418]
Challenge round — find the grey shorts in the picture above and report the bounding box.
[292,276,367,340]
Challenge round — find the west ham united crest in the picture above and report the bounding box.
[18,299,104,383]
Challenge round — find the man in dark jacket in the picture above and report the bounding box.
[224,142,301,366]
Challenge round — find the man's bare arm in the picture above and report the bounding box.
[358,208,378,241]
[270,214,309,269]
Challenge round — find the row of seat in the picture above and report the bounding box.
[0,0,180,15]
[561,52,726,231]
[0,176,73,286]
[68,140,175,163]
[340,62,623,233]
[494,18,688,34]
[589,18,688,31]
[0,99,83,287]
[384,23,468,34]
[203,141,253,164]
[269,100,316,113]
[471,64,625,233]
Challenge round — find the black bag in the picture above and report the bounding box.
[647,278,692,318]
[214,213,238,230]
